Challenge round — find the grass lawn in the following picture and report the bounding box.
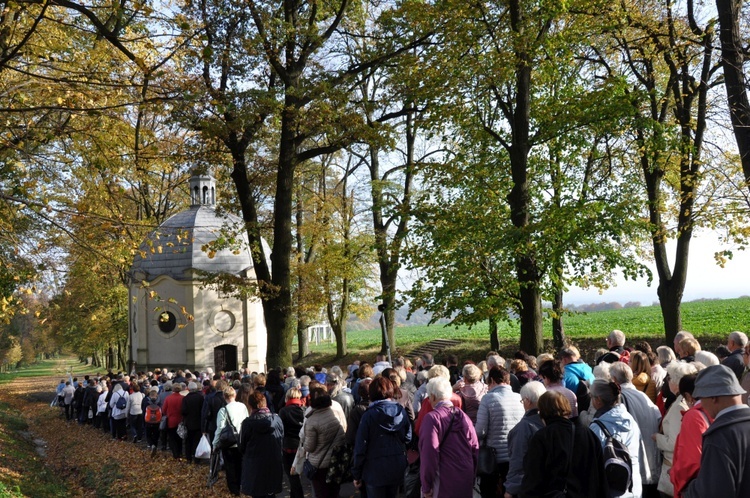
[296,297,749,366]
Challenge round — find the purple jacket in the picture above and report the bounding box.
[419,401,479,497]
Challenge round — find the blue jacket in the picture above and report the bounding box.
[563,361,595,392]
[505,408,543,495]
[351,399,412,486]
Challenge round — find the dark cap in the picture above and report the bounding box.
[692,364,746,399]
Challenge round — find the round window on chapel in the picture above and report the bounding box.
[158,311,176,333]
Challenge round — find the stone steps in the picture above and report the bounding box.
[408,339,462,359]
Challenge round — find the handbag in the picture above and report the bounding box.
[217,410,239,449]
[159,415,168,431]
[303,459,317,479]
[477,445,497,475]
[325,443,353,484]
[177,421,187,439]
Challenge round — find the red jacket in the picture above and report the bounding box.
[671,401,713,497]
[161,392,184,429]
[414,393,463,435]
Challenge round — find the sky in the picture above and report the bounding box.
[566,232,750,305]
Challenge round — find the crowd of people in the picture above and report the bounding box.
[52,329,750,498]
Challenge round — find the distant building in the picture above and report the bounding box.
[128,174,267,373]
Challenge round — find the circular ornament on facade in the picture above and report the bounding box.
[158,311,177,333]
[210,309,236,336]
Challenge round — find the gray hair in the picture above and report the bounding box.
[188,382,198,392]
[729,331,749,348]
[591,379,620,407]
[593,362,612,381]
[656,346,677,365]
[609,362,634,385]
[487,355,504,370]
[425,377,452,401]
[694,351,720,367]
[666,361,697,386]
[607,329,626,347]
[675,331,694,343]
[520,381,546,406]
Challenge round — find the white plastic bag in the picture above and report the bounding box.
[195,434,211,459]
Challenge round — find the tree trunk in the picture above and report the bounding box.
[658,278,683,347]
[502,0,546,356]
[230,122,296,369]
[489,317,499,351]
[332,322,347,359]
[552,285,566,351]
[516,256,544,355]
[296,320,310,361]
[326,279,350,359]
[295,181,312,360]
[716,0,750,186]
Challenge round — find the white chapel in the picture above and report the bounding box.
[128,174,267,373]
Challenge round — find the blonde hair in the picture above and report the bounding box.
[428,365,450,380]
[462,364,482,383]
[680,338,701,356]
[285,387,302,401]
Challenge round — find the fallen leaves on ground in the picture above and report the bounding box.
[0,370,237,498]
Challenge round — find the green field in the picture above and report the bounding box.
[299,297,750,363]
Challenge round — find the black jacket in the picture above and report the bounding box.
[240,410,284,496]
[278,400,305,451]
[520,417,607,498]
[333,391,355,420]
[201,389,226,435]
[181,392,204,431]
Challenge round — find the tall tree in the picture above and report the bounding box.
[715,0,750,188]
[608,0,722,343]
[174,0,431,367]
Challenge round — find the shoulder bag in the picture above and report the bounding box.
[217,408,239,449]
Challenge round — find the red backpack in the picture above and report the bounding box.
[619,349,631,365]
[145,402,162,424]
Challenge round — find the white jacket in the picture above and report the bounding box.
[109,386,129,420]
[127,391,145,415]
[97,391,108,414]
[621,383,663,486]
[212,400,249,449]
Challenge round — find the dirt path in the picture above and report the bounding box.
[0,360,238,498]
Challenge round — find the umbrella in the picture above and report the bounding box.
[208,450,222,488]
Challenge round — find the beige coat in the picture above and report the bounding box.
[301,403,346,469]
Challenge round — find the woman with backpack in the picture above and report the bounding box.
[588,380,643,498]
[519,390,607,497]
[109,383,129,440]
[142,387,162,457]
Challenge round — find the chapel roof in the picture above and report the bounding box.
[130,175,260,281]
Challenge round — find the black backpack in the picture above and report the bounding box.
[593,420,633,496]
[576,379,591,412]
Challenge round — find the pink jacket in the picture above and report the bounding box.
[671,402,713,498]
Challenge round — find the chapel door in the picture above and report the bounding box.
[214,345,237,372]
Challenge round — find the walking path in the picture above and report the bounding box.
[0,358,359,497]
